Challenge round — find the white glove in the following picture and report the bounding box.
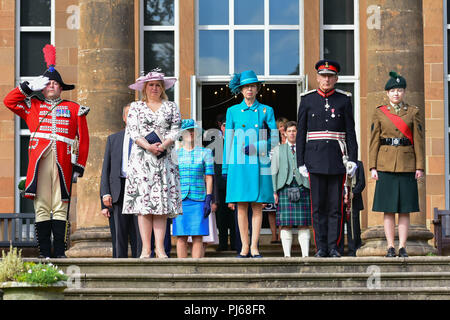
[346,161,357,177]
[299,165,309,178]
[27,76,49,91]
[72,171,80,183]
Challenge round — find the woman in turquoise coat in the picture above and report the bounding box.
[222,70,278,258]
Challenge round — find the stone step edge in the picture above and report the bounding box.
[42,256,450,266]
[63,287,450,296]
[74,272,450,281]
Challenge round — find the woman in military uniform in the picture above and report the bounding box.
[222,70,278,258]
[369,71,425,258]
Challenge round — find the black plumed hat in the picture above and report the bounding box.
[42,44,75,91]
[385,71,406,91]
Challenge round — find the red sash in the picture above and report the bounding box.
[379,105,413,145]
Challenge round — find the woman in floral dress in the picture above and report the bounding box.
[122,70,183,258]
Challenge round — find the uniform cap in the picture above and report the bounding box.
[315,59,340,75]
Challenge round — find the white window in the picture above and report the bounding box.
[140,0,179,104]
[196,0,304,81]
[320,0,360,152]
[15,0,54,213]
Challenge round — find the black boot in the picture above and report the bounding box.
[35,220,52,258]
[52,220,68,258]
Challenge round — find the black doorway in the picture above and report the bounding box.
[201,83,298,131]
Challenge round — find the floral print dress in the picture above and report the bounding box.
[122,100,183,217]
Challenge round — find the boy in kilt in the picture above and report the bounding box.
[271,121,311,257]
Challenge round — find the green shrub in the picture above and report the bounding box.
[0,245,24,282]
[14,262,68,286]
[1,244,67,286]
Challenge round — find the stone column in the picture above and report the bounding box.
[66,0,135,257]
[357,0,435,256]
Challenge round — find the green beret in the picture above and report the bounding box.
[385,71,406,91]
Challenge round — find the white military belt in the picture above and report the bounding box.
[33,132,74,146]
[306,131,346,142]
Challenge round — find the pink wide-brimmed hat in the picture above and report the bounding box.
[128,69,177,91]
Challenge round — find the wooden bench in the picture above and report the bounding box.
[0,213,37,247]
[433,208,450,256]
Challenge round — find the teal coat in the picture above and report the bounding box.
[222,100,278,203]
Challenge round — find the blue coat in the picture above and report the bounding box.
[222,100,278,203]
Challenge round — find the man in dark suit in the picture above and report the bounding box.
[296,60,358,258]
[338,160,365,256]
[211,114,236,251]
[100,104,141,258]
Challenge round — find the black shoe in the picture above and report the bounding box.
[386,247,396,257]
[52,220,68,258]
[216,246,228,252]
[314,249,328,257]
[35,220,52,258]
[398,247,409,257]
[329,249,341,258]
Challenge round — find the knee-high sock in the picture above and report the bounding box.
[280,229,293,257]
[298,229,311,257]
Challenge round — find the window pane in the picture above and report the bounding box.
[20,0,50,26]
[199,30,229,76]
[323,0,353,25]
[324,30,354,75]
[144,31,174,76]
[235,30,264,74]
[20,32,50,76]
[335,83,354,108]
[448,0,450,22]
[143,0,174,26]
[270,30,299,75]
[20,136,29,177]
[199,0,228,25]
[448,30,450,74]
[235,0,264,25]
[270,0,299,25]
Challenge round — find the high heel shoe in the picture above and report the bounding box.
[155,249,168,259]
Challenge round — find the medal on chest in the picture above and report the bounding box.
[331,108,336,118]
[325,98,330,111]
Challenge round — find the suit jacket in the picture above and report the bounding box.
[369,104,424,172]
[296,89,358,175]
[100,130,126,209]
[271,143,309,192]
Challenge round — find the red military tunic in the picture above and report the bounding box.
[3,84,89,201]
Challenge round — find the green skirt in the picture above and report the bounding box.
[372,171,419,213]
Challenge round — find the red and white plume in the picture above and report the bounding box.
[42,44,56,71]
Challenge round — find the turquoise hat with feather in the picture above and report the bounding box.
[229,70,262,95]
[385,71,406,91]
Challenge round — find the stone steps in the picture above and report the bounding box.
[50,257,450,274]
[26,257,450,300]
[63,287,450,300]
[74,272,450,289]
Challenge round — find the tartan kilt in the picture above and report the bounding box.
[276,181,312,227]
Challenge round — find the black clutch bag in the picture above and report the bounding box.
[145,131,167,159]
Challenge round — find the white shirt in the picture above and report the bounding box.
[122,131,131,178]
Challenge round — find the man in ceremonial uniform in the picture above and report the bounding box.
[3,45,89,258]
[296,60,358,257]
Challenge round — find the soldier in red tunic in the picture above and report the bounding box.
[3,45,89,258]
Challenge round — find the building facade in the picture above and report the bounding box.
[0,0,446,254]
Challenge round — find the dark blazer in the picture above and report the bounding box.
[351,160,365,211]
[296,89,358,175]
[100,130,125,208]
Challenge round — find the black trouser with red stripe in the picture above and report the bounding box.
[309,173,345,254]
